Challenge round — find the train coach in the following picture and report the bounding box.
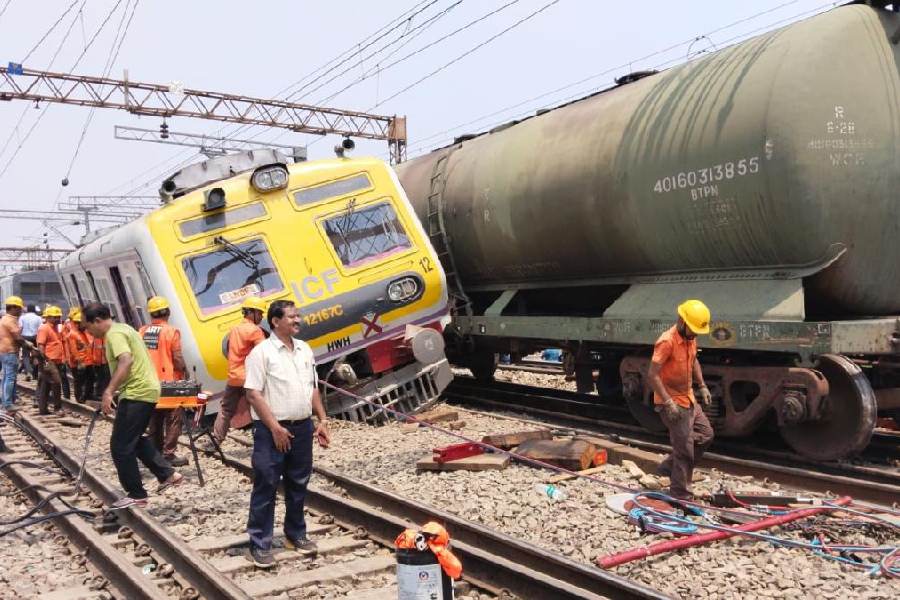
[396,1,900,461]
[56,149,451,422]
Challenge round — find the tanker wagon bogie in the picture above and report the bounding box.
[395,2,900,461]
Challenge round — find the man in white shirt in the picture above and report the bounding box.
[243,299,331,569]
[19,305,42,380]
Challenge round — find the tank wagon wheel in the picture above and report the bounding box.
[624,389,667,433]
[779,354,877,461]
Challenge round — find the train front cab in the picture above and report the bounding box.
[146,155,451,423]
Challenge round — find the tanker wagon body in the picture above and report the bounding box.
[396,2,900,460]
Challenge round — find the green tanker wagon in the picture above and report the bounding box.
[396,1,900,461]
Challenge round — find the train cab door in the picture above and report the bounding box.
[116,260,150,327]
[108,266,138,328]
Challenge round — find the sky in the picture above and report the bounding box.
[0,0,841,259]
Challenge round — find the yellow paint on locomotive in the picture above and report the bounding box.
[145,157,445,380]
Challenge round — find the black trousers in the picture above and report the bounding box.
[93,365,110,400]
[58,363,71,399]
[110,399,174,499]
[20,336,37,377]
[72,367,94,403]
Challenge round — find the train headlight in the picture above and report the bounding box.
[250,164,289,192]
[388,276,420,302]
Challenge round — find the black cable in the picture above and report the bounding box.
[0,509,94,537]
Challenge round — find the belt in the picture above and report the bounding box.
[277,418,310,426]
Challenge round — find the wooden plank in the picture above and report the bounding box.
[210,535,366,574]
[547,465,605,484]
[414,407,459,423]
[481,429,552,450]
[516,439,596,471]
[241,555,395,597]
[416,452,509,471]
[188,522,335,552]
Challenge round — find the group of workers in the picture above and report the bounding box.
[0,292,332,569]
[0,288,713,564]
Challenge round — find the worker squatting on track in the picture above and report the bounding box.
[140,296,189,467]
[243,299,332,569]
[82,302,184,510]
[648,299,715,500]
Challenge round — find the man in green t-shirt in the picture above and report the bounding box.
[83,302,184,509]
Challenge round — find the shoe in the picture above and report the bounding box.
[246,546,276,569]
[109,496,148,510]
[164,455,189,467]
[284,536,318,555]
[156,471,184,493]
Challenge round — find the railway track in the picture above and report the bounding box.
[445,377,900,507]
[11,380,667,600]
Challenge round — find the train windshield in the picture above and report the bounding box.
[323,201,411,268]
[181,237,283,313]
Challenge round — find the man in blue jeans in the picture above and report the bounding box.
[243,299,331,569]
[0,295,29,412]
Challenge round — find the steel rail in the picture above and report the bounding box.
[11,407,253,600]
[446,378,900,506]
[0,433,169,600]
[28,384,668,600]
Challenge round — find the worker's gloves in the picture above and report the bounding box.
[661,398,682,421]
[698,385,712,406]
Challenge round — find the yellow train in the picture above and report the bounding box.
[56,149,451,422]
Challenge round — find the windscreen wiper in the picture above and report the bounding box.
[213,235,260,271]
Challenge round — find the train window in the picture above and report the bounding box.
[21,282,41,295]
[323,201,411,268]
[181,237,283,314]
[293,173,372,207]
[178,202,267,238]
[45,281,62,296]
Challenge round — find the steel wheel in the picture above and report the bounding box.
[625,389,667,433]
[779,354,877,461]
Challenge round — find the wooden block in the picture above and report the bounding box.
[416,452,509,471]
[575,435,664,473]
[481,429,552,450]
[398,423,420,434]
[415,407,458,423]
[547,465,605,484]
[516,438,596,471]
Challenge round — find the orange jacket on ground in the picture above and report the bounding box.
[651,325,697,408]
[37,323,64,363]
[226,317,265,386]
[139,319,183,381]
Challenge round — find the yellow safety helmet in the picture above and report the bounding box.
[4,295,24,309]
[147,296,170,314]
[44,305,63,318]
[241,296,266,312]
[68,306,79,318]
[71,310,82,323]
[677,299,711,334]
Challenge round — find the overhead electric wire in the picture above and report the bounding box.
[103,0,452,200]
[19,0,80,63]
[0,0,13,23]
[63,0,141,182]
[371,0,564,110]
[0,0,129,180]
[405,0,833,157]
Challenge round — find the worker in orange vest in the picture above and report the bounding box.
[647,299,715,500]
[36,306,65,414]
[57,307,78,400]
[140,296,188,467]
[65,310,95,404]
[210,296,266,444]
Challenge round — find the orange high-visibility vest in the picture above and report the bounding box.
[139,319,183,381]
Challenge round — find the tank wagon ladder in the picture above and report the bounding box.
[426,150,472,316]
